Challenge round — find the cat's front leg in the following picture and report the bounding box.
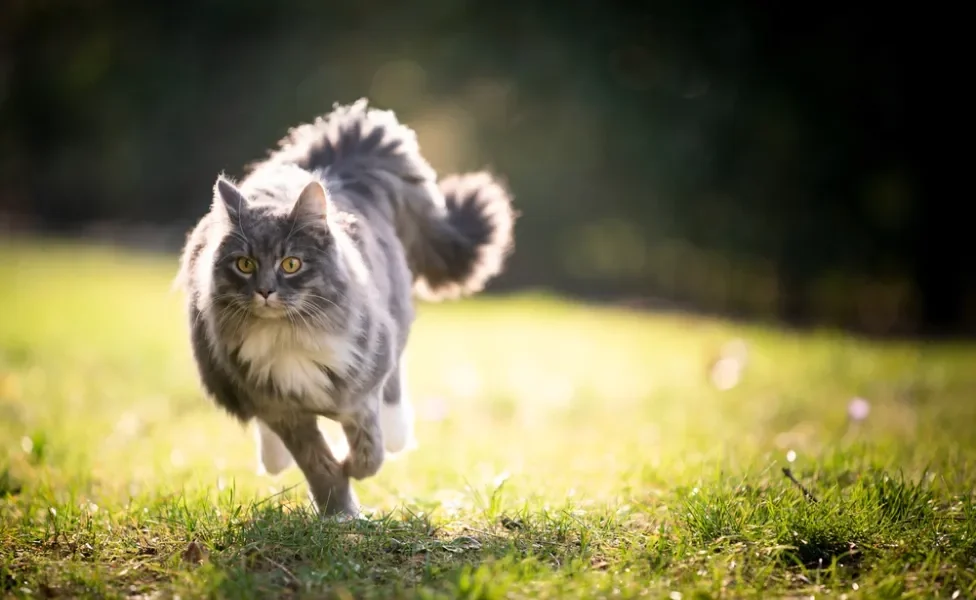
[264,415,358,517]
[341,403,385,480]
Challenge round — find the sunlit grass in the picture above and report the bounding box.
[1,240,975,598]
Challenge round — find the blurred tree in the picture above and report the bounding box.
[0,0,958,335]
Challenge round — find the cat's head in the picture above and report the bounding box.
[207,175,347,323]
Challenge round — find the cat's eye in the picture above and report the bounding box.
[280,257,302,274]
[236,257,257,274]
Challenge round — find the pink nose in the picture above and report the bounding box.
[256,288,274,299]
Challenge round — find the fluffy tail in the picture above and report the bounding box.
[411,171,516,300]
[257,98,516,300]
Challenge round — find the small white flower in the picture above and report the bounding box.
[787,450,797,463]
[848,397,871,422]
[709,339,749,390]
[710,358,742,390]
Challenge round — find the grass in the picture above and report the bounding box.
[1,240,975,599]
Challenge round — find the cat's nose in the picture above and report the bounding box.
[256,288,275,299]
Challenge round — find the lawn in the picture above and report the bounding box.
[1,240,975,599]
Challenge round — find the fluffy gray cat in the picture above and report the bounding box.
[176,99,515,516]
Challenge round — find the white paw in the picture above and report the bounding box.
[380,397,416,454]
[255,420,294,476]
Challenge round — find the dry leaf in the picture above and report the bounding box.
[181,540,208,565]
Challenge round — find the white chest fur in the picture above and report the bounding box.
[232,319,357,409]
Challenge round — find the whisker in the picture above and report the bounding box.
[191,292,240,329]
[287,305,317,334]
[294,299,335,329]
[226,230,250,248]
[300,292,347,310]
[236,193,253,248]
[284,220,324,243]
[297,304,341,328]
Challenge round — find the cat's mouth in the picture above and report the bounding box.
[251,304,288,319]
[251,295,287,319]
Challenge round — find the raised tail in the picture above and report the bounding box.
[411,171,516,300]
[255,98,516,300]
[256,98,439,192]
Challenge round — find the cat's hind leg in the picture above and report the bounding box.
[379,364,416,454]
[255,418,294,475]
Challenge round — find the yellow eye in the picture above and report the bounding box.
[236,257,256,274]
[280,257,302,274]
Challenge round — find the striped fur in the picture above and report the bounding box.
[178,99,515,516]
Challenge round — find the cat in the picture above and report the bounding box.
[176,99,515,516]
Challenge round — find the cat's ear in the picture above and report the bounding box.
[290,180,329,221]
[212,176,246,223]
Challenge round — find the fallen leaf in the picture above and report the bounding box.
[590,558,610,570]
[181,540,208,565]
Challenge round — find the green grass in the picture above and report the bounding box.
[1,240,975,599]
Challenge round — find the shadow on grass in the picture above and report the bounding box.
[0,478,631,599]
[4,468,972,598]
[197,501,611,599]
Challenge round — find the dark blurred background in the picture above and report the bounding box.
[0,1,963,336]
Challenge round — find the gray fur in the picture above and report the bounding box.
[176,99,515,516]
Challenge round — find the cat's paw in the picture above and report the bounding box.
[380,397,416,454]
[343,447,384,480]
[255,420,294,475]
[312,481,360,518]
